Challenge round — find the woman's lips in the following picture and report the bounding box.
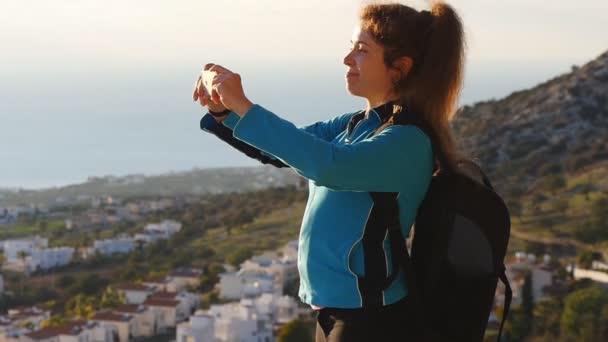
[346,73,359,78]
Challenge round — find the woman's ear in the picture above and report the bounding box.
[392,56,414,80]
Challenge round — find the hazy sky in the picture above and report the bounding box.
[1,0,607,189]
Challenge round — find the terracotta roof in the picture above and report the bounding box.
[143,276,169,283]
[169,268,202,278]
[92,311,132,322]
[114,304,147,314]
[149,291,177,299]
[25,320,89,340]
[143,299,180,307]
[115,283,152,291]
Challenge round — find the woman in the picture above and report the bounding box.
[193,1,465,340]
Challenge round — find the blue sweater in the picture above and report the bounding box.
[200,102,433,308]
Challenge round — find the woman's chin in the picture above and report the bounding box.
[345,84,361,96]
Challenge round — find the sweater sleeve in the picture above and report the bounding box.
[200,113,289,168]
[200,109,355,168]
[231,104,433,192]
[221,110,354,142]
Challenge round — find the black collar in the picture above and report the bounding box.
[368,100,396,123]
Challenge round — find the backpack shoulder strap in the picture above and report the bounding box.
[497,265,512,342]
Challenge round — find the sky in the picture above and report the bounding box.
[1,0,607,189]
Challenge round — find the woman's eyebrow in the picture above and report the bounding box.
[350,39,371,46]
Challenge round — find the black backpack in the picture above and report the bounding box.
[348,111,513,342]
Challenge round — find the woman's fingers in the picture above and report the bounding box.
[194,64,228,108]
[211,82,221,104]
[198,63,235,106]
[202,70,218,104]
[208,64,231,74]
[198,80,208,107]
[193,76,201,101]
[203,63,216,72]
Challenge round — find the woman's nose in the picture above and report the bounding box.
[343,51,354,66]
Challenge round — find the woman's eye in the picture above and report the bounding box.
[349,45,366,52]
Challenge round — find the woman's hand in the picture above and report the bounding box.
[201,64,254,116]
[193,63,227,114]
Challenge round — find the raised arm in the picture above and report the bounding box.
[231,104,434,193]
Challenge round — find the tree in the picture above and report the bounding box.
[0,251,6,269]
[41,314,68,328]
[560,285,608,339]
[68,273,109,296]
[198,263,224,293]
[17,250,29,294]
[532,297,562,338]
[277,319,313,342]
[17,250,29,267]
[504,272,533,341]
[100,286,125,309]
[135,239,146,252]
[503,306,531,342]
[226,247,253,267]
[577,250,600,269]
[65,294,97,319]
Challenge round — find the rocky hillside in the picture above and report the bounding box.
[453,50,608,193]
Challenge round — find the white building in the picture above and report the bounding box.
[0,209,16,225]
[132,220,182,246]
[91,311,135,342]
[240,254,297,292]
[143,298,179,333]
[570,266,608,285]
[115,284,156,304]
[508,252,554,303]
[176,312,215,342]
[218,270,279,300]
[146,290,199,323]
[251,293,299,325]
[591,260,608,271]
[21,320,111,342]
[0,306,51,341]
[144,220,182,239]
[497,252,556,308]
[24,247,75,273]
[3,236,48,263]
[113,304,156,338]
[167,268,203,292]
[207,300,274,342]
[133,232,164,245]
[93,237,135,256]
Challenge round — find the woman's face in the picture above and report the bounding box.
[343,25,397,104]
